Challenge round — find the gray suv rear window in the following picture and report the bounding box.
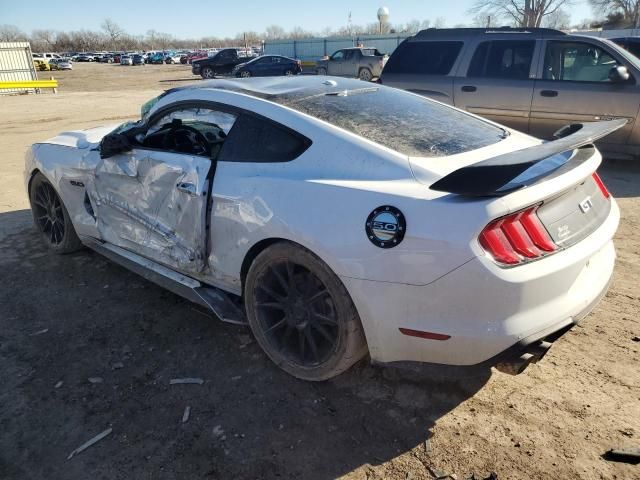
[383,41,463,75]
[282,86,506,157]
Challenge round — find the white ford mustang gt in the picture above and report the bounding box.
[25,76,622,380]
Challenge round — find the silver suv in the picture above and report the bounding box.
[381,27,640,159]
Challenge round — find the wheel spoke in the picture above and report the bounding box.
[257,284,286,302]
[264,318,287,334]
[298,329,306,361]
[311,322,336,347]
[304,328,320,363]
[307,288,329,304]
[256,301,285,310]
[312,312,338,326]
[271,265,289,293]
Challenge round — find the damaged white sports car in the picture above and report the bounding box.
[25,77,622,380]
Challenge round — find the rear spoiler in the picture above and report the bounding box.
[430,119,627,197]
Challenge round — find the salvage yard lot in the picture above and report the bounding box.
[0,62,639,479]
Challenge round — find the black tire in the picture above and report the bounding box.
[201,66,215,79]
[240,70,251,78]
[245,242,368,381]
[29,173,82,254]
[284,69,295,76]
[317,67,327,76]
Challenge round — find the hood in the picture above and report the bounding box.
[40,124,120,149]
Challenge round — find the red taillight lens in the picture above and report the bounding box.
[479,205,556,266]
[592,172,610,199]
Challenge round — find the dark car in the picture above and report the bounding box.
[380,27,640,160]
[192,48,256,78]
[233,55,301,78]
[611,37,640,58]
[132,54,145,66]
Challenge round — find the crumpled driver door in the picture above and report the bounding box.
[88,149,211,274]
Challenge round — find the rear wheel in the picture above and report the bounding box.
[29,173,82,254]
[245,242,368,381]
[201,66,215,79]
[358,67,373,81]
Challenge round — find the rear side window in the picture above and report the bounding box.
[282,86,505,157]
[468,40,535,80]
[384,41,463,75]
[218,114,311,163]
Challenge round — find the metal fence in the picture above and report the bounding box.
[0,42,37,94]
[264,33,412,62]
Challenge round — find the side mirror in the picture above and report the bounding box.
[609,65,630,83]
[100,132,132,159]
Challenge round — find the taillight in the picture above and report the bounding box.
[592,172,610,198]
[479,205,556,266]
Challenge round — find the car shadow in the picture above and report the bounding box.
[0,208,491,480]
[598,160,640,198]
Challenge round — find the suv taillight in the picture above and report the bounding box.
[479,205,556,265]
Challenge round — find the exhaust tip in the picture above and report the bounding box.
[495,353,535,375]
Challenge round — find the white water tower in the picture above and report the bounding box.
[377,6,390,34]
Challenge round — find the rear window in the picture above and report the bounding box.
[362,48,383,56]
[383,41,463,75]
[283,86,505,157]
[468,40,535,80]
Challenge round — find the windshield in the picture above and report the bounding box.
[600,37,640,70]
[279,86,506,157]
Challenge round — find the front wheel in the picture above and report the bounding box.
[245,242,368,381]
[358,68,373,81]
[284,69,295,76]
[201,66,215,79]
[317,67,327,76]
[240,70,251,78]
[29,173,82,254]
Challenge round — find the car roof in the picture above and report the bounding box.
[412,26,566,40]
[163,76,374,105]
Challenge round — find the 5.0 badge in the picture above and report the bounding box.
[365,205,406,248]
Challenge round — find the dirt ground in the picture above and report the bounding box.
[0,63,639,480]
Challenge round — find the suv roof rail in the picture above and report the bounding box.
[414,27,566,37]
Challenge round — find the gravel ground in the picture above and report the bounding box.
[0,63,639,480]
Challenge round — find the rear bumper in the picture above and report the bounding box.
[341,199,619,367]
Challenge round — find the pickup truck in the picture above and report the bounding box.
[316,47,388,81]
[192,48,256,78]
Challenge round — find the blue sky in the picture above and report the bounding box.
[0,0,594,38]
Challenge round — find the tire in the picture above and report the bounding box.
[358,67,373,81]
[201,66,215,79]
[284,69,295,76]
[317,67,327,76]
[240,70,251,78]
[29,173,82,254]
[245,242,368,381]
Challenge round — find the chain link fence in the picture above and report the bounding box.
[264,33,412,64]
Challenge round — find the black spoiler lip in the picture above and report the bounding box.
[429,119,627,197]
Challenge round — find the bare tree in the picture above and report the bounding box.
[589,0,640,26]
[543,8,572,28]
[31,29,58,51]
[0,24,27,42]
[470,0,572,27]
[265,25,286,40]
[101,18,125,49]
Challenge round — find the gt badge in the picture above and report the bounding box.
[365,205,406,248]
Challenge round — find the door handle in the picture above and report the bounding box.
[176,182,198,196]
[540,90,558,97]
[461,85,477,92]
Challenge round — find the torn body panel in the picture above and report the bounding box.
[87,149,211,274]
